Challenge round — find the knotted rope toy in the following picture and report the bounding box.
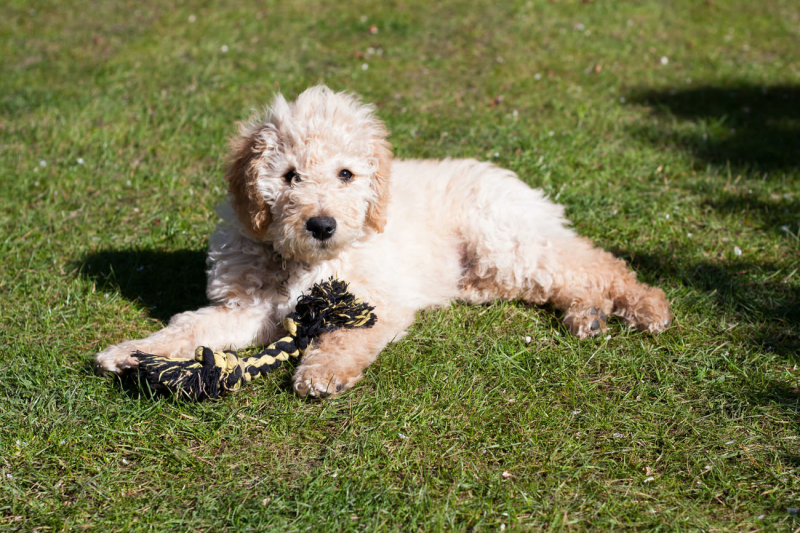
[133,279,376,400]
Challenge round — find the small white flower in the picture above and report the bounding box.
[361,63,369,70]
[133,207,140,213]
[221,45,228,53]
[122,458,129,464]
[398,433,408,440]
[367,47,375,54]
[780,225,789,232]
[39,159,47,167]
[604,334,611,340]
[687,232,693,238]
[644,476,655,483]
[756,515,765,520]
[77,157,85,165]
[733,246,742,256]
[571,409,581,415]
[331,472,338,477]
[500,525,506,532]
[665,214,670,219]
[188,14,196,23]
[34,181,40,186]
[512,110,518,119]
[493,152,500,158]
[523,335,532,344]
[548,131,555,137]
[660,56,669,65]
[613,432,624,439]
[6,474,11,479]
[126,180,132,186]
[534,73,542,80]
[502,471,512,478]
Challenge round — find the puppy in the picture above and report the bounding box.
[96,86,671,398]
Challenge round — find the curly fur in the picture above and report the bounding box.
[96,86,672,398]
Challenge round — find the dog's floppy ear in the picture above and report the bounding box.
[225,125,271,239]
[366,128,393,234]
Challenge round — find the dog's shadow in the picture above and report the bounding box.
[80,248,209,323]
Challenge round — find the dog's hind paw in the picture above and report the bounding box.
[564,305,611,339]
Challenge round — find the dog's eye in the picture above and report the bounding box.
[284,169,299,184]
[338,169,353,182]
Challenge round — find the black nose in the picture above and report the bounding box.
[305,216,337,241]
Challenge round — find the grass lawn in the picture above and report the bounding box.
[2,0,799,530]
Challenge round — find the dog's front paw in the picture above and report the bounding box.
[293,363,362,399]
[95,343,140,375]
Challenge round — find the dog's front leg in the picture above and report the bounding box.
[293,305,415,399]
[95,304,276,374]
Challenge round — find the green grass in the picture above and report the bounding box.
[2,0,799,530]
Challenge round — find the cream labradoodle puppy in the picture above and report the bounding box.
[96,86,671,398]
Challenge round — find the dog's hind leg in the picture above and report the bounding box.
[451,163,670,338]
[533,237,671,337]
[461,233,670,338]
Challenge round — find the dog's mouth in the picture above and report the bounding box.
[273,233,344,264]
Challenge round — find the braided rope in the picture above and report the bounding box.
[133,279,376,400]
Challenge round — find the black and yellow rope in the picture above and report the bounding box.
[133,278,376,400]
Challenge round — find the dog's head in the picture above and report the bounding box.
[225,86,392,263]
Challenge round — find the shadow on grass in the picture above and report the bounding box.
[617,248,800,452]
[624,84,800,436]
[618,251,800,359]
[79,248,208,322]
[627,84,800,171]
[701,190,799,236]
